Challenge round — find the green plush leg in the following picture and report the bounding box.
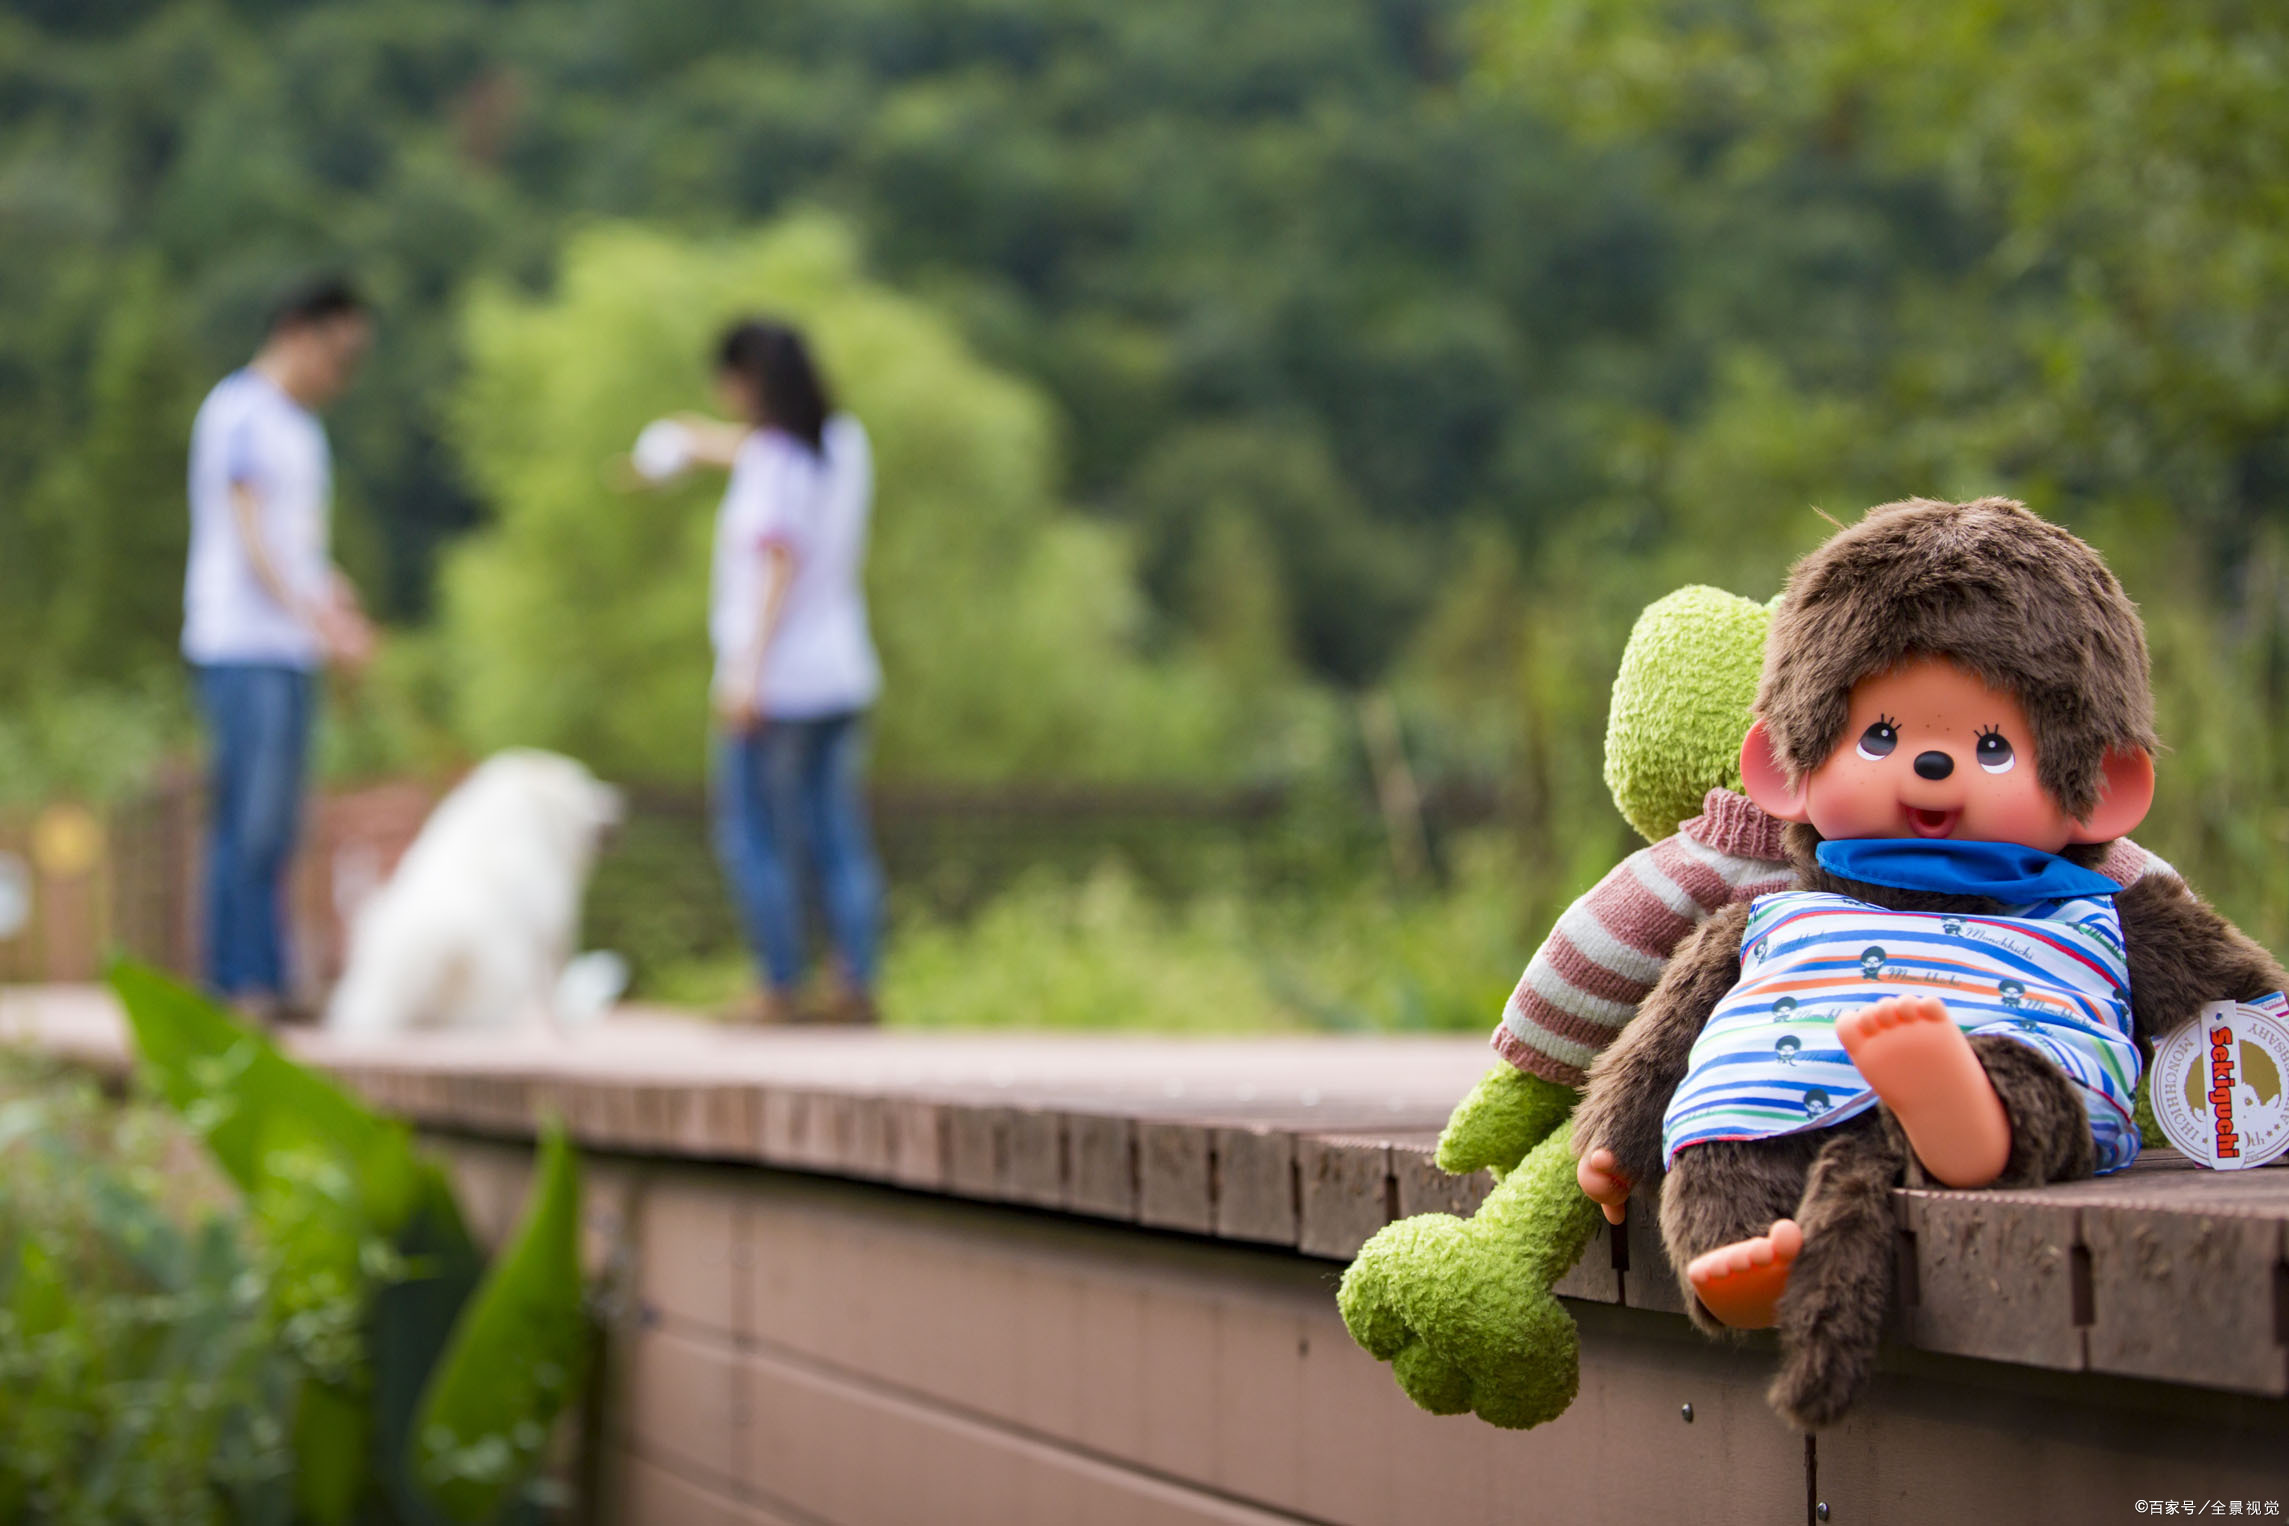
[1436,1065,1579,1178]
[1338,1118,1603,1429]
[2132,1066,2159,1147]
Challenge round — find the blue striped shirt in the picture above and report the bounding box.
[1661,890,2141,1173]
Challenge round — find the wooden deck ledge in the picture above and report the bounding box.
[6,983,2285,1404]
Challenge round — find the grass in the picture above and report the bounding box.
[647,830,1547,1036]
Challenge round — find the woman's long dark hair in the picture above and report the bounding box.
[717,318,832,454]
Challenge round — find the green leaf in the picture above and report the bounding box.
[413,1124,589,1524]
[372,1168,487,1526]
[107,961,420,1234]
[9,1238,70,1340]
[290,1379,368,1526]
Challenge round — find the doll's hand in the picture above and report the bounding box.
[1575,1147,1633,1225]
[1436,1065,1577,1178]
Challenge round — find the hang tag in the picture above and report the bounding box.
[2150,994,2289,1170]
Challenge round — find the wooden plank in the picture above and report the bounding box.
[612,1450,809,1526]
[693,1083,762,1160]
[1296,1135,1392,1261]
[619,1325,744,1489]
[945,1105,1009,1200]
[634,1174,746,1335]
[2084,1206,2289,1395]
[729,1340,1311,1526]
[1900,1192,2084,1372]
[1620,1185,1690,1316]
[842,1094,895,1181]
[1212,1126,1297,1246]
[756,1088,804,1166]
[596,1155,2289,1525]
[789,1090,848,1171]
[719,1165,1808,1526]
[1817,1347,2289,1523]
[884,1097,948,1190]
[1553,1213,1623,1305]
[1004,1107,1066,1209]
[1388,1142,1488,1220]
[1065,1112,1138,1220]
[1137,1120,1214,1235]
[635,1082,691,1156]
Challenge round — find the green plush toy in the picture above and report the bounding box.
[1338,585,1780,1428]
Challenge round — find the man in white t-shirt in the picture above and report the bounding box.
[183,277,374,1017]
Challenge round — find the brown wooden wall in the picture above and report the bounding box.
[7,988,2284,1522]
[435,1136,2289,1526]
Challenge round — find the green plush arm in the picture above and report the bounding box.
[1435,1063,1579,1178]
[1339,1120,1602,1429]
[1339,581,1774,1431]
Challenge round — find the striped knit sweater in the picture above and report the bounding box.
[1492,787,2169,1088]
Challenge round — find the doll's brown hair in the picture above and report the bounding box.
[1756,497,2157,820]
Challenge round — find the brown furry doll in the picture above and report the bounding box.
[1569,498,2289,1430]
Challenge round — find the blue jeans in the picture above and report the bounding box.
[195,664,314,997]
[711,711,883,993]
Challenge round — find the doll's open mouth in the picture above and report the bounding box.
[1907,807,1960,837]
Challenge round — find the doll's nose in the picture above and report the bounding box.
[1913,750,1954,780]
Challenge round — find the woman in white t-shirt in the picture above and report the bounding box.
[645,320,884,1022]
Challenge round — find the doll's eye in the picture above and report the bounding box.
[1976,728,2016,774]
[1855,718,1899,761]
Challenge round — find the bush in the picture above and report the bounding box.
[876,830,1546,1035]
[0,1058,299,1524]
[0,969,596,1525]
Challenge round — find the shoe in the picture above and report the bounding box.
[722,989,796,1026]
[807,986,880,1027]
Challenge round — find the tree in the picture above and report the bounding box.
[438,215,1259,785]
[32,260,200,687]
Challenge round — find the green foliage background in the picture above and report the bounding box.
[0,0,2283,957]
[437,217,1272,785]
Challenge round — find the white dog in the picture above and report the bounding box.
[325,750,624,1039]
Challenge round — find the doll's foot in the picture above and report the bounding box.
[1836,994,2010,1187]
[1338,1128,1601,1429]
[1686,1219,1803,1329]
[1340,1209,1586,1428]
[1575,1147,1633,1224]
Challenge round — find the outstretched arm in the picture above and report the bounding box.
[1570,899,1751,1209]
[1435,1065,1578,1177]
[2117,875,2289,1044]
[1450,820,1789,1175]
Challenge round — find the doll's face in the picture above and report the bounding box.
[1742,652,2163,851]
[1790,657,2084,848]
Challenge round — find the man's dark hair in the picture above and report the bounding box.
[716,317,832,454]
[268,275,367,335]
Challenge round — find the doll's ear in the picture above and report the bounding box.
[2068,748,2155,843]
[1739,720,1811,823]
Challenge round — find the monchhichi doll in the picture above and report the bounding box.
[1570,498,2288,1429]
[1343,577,2176,1431]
